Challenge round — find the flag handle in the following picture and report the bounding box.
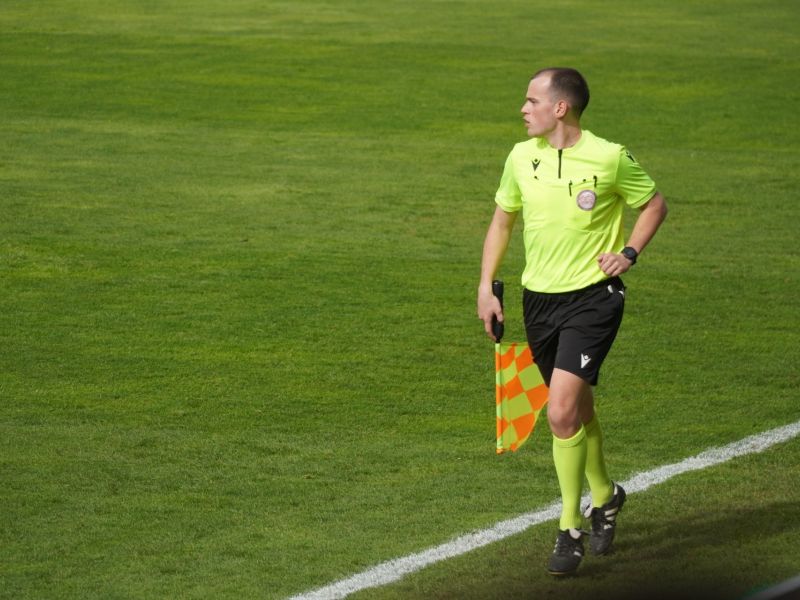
[495,337,502,453]
[492,280,504,453]
[491,280,504,343]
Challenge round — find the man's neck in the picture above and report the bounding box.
[545,122,582,150]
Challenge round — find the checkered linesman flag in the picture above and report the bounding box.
[492,281,549,454]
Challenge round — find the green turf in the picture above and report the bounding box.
[1,1,798,598]
[351,438,800,600]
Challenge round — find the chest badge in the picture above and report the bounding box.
[576,189,597,211]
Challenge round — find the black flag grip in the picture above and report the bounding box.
[491,280,504,342]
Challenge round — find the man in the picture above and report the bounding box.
[477,67,667,576]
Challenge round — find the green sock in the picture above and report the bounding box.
[584,413,613,507]
[552,426,587,530]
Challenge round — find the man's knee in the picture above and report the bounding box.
[548,369,590,437]
[548,400,581,438]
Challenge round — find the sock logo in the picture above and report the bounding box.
[580,353,591,368]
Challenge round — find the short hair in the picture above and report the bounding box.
[532,67,590,116]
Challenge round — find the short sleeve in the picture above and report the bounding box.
[494,151,523,212]
[614,147,657,208]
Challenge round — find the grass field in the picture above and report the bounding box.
[1,1,799,598]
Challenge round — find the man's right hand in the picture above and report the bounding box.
[477,286,503,342]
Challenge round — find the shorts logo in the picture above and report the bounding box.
[576,190,596,211]
[580,353,592,368]
[608,284,625,297]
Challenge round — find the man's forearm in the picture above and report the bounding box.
[477,207,518,339]
[479,208,517,290]
[627,192,668,254]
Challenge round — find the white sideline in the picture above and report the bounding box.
[288,420,800,600]
[744,574,800,600]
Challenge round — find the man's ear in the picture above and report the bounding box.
[554,99,569,118]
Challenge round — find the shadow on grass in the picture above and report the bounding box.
[425,500,800,600]
[576,499,800,600]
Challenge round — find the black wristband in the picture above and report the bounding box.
[621,246,638,265]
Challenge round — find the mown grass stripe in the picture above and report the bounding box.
[289,420,800,600]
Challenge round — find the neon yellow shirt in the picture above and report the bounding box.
[495,130,657,293]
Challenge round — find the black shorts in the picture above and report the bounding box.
[522,277,626,387]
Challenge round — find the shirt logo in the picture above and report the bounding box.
[531,158,541,172]
[576,189,597,211]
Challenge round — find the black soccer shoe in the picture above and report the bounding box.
[547,528,585,576]
[586,482,627,556]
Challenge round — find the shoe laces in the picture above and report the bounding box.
[554,529,585,554]
[585,501,620,532]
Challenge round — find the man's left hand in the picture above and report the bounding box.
[597,252,633,277]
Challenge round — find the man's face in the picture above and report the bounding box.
[520,75,558,137]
